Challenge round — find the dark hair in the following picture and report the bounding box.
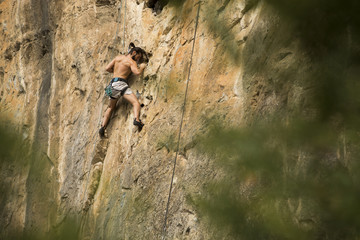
[129,47,143,57]
[129,46,149,63]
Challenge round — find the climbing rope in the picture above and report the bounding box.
[123,0,127,53]
[161,2,202,239]
[113,0,123,45]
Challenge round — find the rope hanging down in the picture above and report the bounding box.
[161,2,202,239]
[113,0,127,54]
[123,0,127,53]
[80,0,126,211]
[113,0,123,45]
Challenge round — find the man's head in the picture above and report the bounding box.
[129,47,143,62]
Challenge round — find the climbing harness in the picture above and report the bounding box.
[161,2,202,239]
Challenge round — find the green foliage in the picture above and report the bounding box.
[264,0,360,53]
[192,117,360,239]
[189,1,360,239]
[0,124,30,226]
[0,124,80,240]
[4,218,79,240]
[0,124,29,164]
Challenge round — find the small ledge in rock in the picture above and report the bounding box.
[218,93,229,103]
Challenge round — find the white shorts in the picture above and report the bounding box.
[110,80,133,99]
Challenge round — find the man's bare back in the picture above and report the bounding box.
[105,54,146,79]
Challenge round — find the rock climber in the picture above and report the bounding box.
[99,44,147,137]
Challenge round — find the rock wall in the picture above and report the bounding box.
[1,0,321,239]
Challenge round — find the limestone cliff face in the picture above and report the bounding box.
[1,0,315,239]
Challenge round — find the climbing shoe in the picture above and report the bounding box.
[99,126,105,138]
[133,118,144,131]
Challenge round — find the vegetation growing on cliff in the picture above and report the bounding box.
[192,0,360,239]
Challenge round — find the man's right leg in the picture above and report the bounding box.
[122,93,141,121]
[99,98,118,137]
[123,93,144,130]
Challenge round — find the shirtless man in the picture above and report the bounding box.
[99,47,147,137]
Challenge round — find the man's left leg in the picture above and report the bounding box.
[99,98,118,137]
